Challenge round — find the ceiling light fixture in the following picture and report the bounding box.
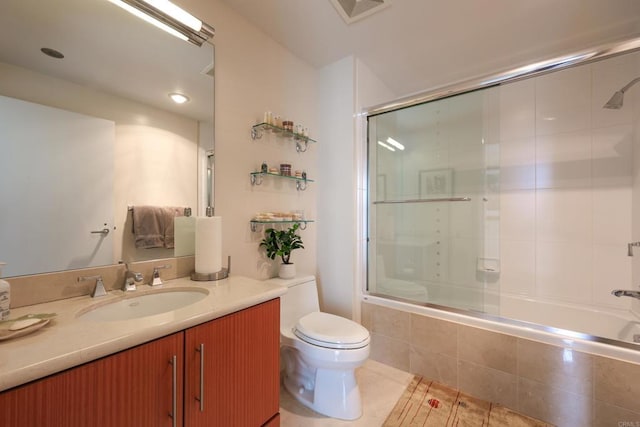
[330,0,391,24]
[169,93,190,104]
[377,140,395,152]
[108,0,214,46]
[386,137,405,150]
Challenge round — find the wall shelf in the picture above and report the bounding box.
[250,219,314,232]
[251,122,316,152]
[250,171,313,191]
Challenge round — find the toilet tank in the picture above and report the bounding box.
[267,275,320,329]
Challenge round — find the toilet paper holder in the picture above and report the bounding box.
[191,255,231,282]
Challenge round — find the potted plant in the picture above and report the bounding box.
[260,223,304,279]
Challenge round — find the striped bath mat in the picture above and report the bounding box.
[383,376,553,427]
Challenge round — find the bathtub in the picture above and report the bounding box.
[364,291,640,365]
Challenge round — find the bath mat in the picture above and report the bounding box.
[383,376,554,427]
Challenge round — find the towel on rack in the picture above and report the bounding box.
[132,206,184,249]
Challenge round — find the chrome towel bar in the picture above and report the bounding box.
[373,197,471,204]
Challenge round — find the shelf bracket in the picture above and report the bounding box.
[296,179,307,191]
[250,174,263,186]
[295,139,308,153]
[250,222,258,232]
[251,127,262,140]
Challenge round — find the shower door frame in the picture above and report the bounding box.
[360,34,640,319]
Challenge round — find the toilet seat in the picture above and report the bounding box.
[294,312,370,349]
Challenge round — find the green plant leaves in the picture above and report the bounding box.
[259,223,304,264]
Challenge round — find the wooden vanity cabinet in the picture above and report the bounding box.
[0,332,184,427]
[0,298,280,427]
[184,298,280,427]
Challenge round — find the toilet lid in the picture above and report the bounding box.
[294,312,370,349]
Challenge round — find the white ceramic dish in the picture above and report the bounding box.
[0,314,56,341]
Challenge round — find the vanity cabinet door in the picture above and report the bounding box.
[102,332,184,427]
[0,332,184,427]
[184,298,280,427]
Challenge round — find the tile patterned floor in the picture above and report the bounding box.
[279,360,552,427]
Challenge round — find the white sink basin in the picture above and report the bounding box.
[77,288,209,322]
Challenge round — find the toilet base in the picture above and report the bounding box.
[283,366,363,420]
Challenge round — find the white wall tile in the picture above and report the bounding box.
[592,124,633,188]
[499,78,535,142]
[500,190,535,241]
[500,239,535,296]
[536,189,592,244]
[535,66,591,136]
[535,241,592,304]
[535,130,592,189]
[592,187,632,246]
[500,137,535,191]
[592,245,632,310]
[448,237,479,286]
[449,199,477,239]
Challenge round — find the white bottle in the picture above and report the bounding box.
[0,262,10,320]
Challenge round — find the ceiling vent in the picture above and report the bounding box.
[329,0,390,24]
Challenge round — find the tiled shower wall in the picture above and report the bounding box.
[498,51,640,311]
[362,301,640,426]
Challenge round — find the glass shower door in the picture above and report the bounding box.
[367,88,500,313]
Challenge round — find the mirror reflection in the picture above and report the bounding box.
[0,0,214,277]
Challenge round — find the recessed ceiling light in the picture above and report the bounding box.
[40,47,64,59]
[169,93,190,104]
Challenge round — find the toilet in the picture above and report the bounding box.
[272,275,370,420]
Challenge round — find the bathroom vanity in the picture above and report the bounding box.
[0,276,284,427]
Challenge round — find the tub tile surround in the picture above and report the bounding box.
[7,256,195,308]
[362,301,640,425]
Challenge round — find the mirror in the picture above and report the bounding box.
[0,0,214,277]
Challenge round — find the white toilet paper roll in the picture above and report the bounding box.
[195,216,222,274]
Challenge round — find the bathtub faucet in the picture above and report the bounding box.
[611,289,640,300]
[628,241,640,256]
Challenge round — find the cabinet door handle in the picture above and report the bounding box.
[196,343,205,412]
[169,355,177,427]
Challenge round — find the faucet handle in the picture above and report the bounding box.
[78,275,107,298]
[151,264,171,286]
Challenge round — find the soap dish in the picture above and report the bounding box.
[0,313,56,341]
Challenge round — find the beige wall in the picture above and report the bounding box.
[363,301,640,425]
[178,0,318,280]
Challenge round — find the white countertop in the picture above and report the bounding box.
[0,275,286,392]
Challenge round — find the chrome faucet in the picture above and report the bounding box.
[123,265,144,292]
[611,289,640,300]
[150,264,171,286]
[78,275,107,298]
